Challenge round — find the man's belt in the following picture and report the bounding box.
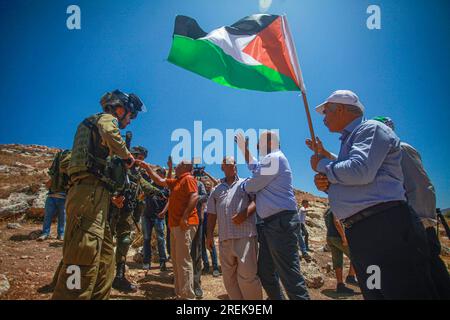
[342,201,406,229]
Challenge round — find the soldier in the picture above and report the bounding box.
[111,146,163,293]
[51,89,145,300]
[38,149,72,241]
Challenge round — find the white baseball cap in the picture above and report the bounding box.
[315,90,365,114]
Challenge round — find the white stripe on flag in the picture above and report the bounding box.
[281,15,306,93]
[200,27,262,66]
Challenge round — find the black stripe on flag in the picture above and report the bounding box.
[173,15,207,39]
[226,14,279,36]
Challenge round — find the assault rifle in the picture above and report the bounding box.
[120,131,141,232]
[109,131,141,232]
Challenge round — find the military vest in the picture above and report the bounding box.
[68,113,110,178]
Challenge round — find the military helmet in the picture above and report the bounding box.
[130,146,148,159]
[100,89,147,119]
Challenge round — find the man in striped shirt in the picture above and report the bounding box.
[206,156,262,300]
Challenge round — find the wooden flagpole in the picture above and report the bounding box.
[281,15,318,153]
[301,92,317,153]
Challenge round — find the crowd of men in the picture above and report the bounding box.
[37,88,449,300]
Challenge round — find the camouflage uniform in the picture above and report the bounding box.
[111,165,162,291]
[52,113,131,300]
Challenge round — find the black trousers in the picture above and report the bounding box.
[425,226,450,299]
[190,218,203,291]
[257,211,310,300]
[345,202,439,300]
[300,223,309,250]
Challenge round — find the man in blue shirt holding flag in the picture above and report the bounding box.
[309,90,438,300]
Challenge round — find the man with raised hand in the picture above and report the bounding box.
[137,159,199,300]
[236,131,310,300]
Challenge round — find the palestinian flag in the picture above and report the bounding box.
[168,14,306,92]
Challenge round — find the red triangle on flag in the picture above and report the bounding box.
[243,16,299,86]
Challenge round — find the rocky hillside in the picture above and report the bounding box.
[0,144,60,219]
[0,143,329,220]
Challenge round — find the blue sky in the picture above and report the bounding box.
[1,0,449,208]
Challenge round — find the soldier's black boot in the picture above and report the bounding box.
[112,262,137,293]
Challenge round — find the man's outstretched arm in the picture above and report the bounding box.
[135,160,168,188]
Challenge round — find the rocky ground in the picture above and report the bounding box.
[0,220,364,300]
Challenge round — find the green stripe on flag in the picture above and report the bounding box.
[168,35,299,92]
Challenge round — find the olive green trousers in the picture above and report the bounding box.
[52,180,115,300]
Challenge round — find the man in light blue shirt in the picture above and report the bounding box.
[309,90,438,300]
[236,131,309,300]
[243,150,298,219]
[315,116,406,220]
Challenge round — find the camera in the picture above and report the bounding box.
[192,164,205,178]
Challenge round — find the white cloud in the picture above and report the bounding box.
[259,0,273,13]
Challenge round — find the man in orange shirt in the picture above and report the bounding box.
[137,158,199,299]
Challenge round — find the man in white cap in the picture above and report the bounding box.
[308,90,438,300]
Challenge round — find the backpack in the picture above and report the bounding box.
[49,149,72,193]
